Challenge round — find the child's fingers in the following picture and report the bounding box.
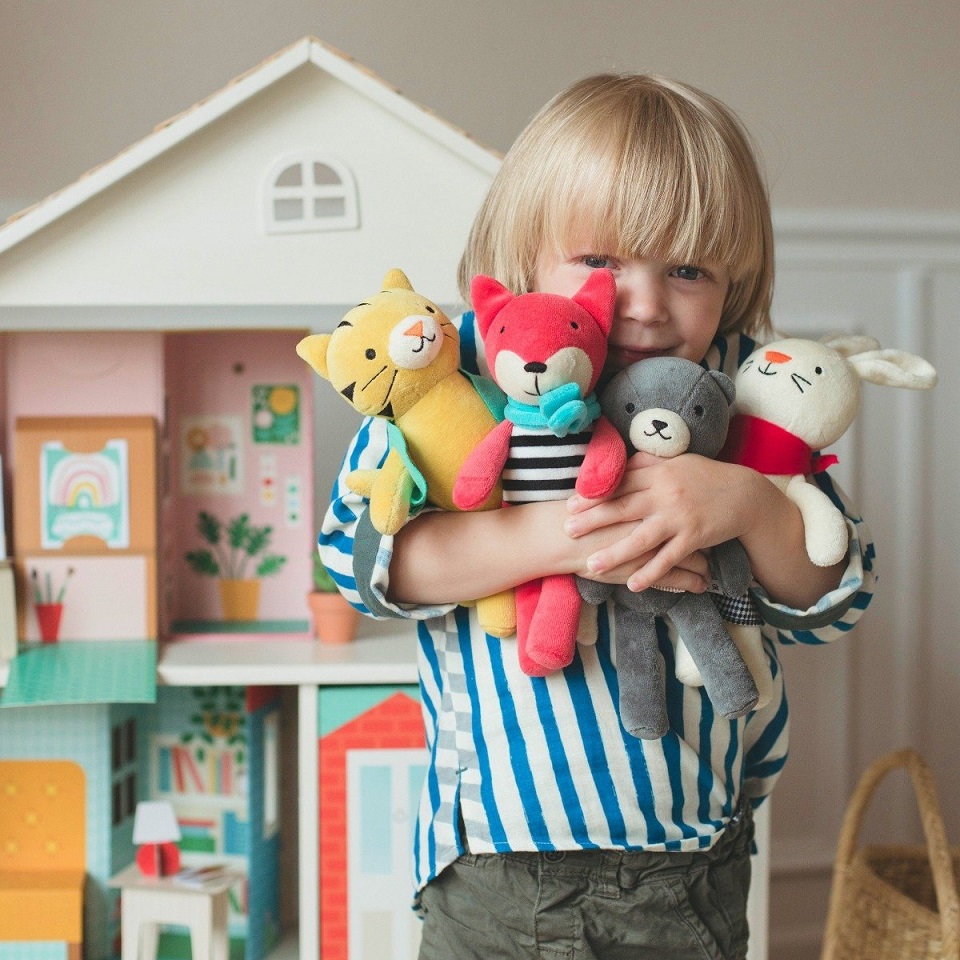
[565,490,648,535]
[584,515,670,574]
[586,547,709,594]
[567,457,656,515]
[647,566,709,595]
[626,539,701,593]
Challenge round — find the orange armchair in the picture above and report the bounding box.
[0,759,86,959]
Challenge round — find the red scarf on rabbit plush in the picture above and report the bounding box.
[720,413,838,475]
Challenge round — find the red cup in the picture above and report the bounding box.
[35,603,64,643]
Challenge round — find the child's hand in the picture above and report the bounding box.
[564,452,762,593]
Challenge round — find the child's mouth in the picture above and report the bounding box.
[609,346,667,367]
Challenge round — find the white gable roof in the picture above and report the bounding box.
[0,37,501,323]
[0,37,499,256]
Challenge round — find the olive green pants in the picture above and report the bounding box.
[418,806,753,960]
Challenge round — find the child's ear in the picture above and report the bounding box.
[470,275,515,338]
[572,269,616,336]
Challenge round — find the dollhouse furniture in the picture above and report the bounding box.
[0,759,86,958]
[109,862,242,960]
[132,801,182,877]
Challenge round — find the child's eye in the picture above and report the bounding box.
[583,255,612,270]
[673,265,704,281]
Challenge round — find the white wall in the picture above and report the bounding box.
[1,1,958,214]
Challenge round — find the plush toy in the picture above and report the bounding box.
[453,270,627,675]
[576,356,760,739]
[720,336,938,567]
[296,268,515,638]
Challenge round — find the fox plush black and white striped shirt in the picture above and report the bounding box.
[502,428,593,504]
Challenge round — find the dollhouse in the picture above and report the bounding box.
[0,35,498,960]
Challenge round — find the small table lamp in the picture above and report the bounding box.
[133,800,182,877]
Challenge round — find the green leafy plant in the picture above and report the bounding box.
[312,553,338,593]
[181,687,247,765]
[185,511,287,580]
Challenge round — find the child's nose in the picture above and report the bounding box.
[618,276,667,324]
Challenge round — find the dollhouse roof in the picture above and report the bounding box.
[0,37,501,318]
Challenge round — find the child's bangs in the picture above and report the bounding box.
[539,123,761,281]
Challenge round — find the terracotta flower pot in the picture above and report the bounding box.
[308,591,359,644]
[218,578,261,621]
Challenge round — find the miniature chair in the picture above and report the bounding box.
[0,759,86,960]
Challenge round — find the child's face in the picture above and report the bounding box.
[534,248,729,375]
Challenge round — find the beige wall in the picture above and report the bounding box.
[1,0,958,213]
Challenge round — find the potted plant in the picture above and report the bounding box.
[308,553,359,644]
[185,511,286,621]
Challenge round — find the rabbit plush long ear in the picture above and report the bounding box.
[848,349,938,390]
[822,334,881,358]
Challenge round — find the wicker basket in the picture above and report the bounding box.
[822,749,960,960]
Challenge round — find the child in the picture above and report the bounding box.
[319,73,875,960]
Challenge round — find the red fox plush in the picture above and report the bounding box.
[454,270,627,675]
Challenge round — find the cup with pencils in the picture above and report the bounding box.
[30,568,73,643]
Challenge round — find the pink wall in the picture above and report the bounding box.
[165,329,313,626]
[3,331,165,558]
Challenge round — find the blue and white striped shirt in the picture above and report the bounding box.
[318,319,877,899]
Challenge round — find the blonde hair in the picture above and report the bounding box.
[459,74,774,337]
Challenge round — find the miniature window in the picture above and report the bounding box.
[111,717,138,825]
[264,155,359,234]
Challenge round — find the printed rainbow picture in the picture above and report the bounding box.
[40,438,130,549]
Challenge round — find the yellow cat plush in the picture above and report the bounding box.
[297,269,514,637]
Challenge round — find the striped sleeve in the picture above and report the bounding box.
[317,414,458,621]
[749,474,876,645]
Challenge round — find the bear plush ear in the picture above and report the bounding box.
[708,369,736,406]
[471,275,516,338]
[571,269,616,336]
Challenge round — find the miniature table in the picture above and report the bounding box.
[109,863,241,960]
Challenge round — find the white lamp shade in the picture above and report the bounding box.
[133,800,182,844]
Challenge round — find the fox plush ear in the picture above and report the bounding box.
[471,275,516,338]
[571,269,616,336]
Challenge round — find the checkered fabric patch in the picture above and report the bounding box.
[711,593,763,625]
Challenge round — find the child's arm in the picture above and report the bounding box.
[387,498,710,606]
[564,452,846,610]
[319,413,710,615]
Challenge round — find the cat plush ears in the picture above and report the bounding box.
[471,269,617,338]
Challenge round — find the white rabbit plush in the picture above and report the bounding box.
[675,335,937,708]
[722,335,937,567]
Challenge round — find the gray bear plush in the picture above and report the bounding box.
[577,356,760,739]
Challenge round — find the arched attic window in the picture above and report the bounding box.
[263,155,359,234]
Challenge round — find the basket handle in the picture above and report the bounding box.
[829,749,960,959]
